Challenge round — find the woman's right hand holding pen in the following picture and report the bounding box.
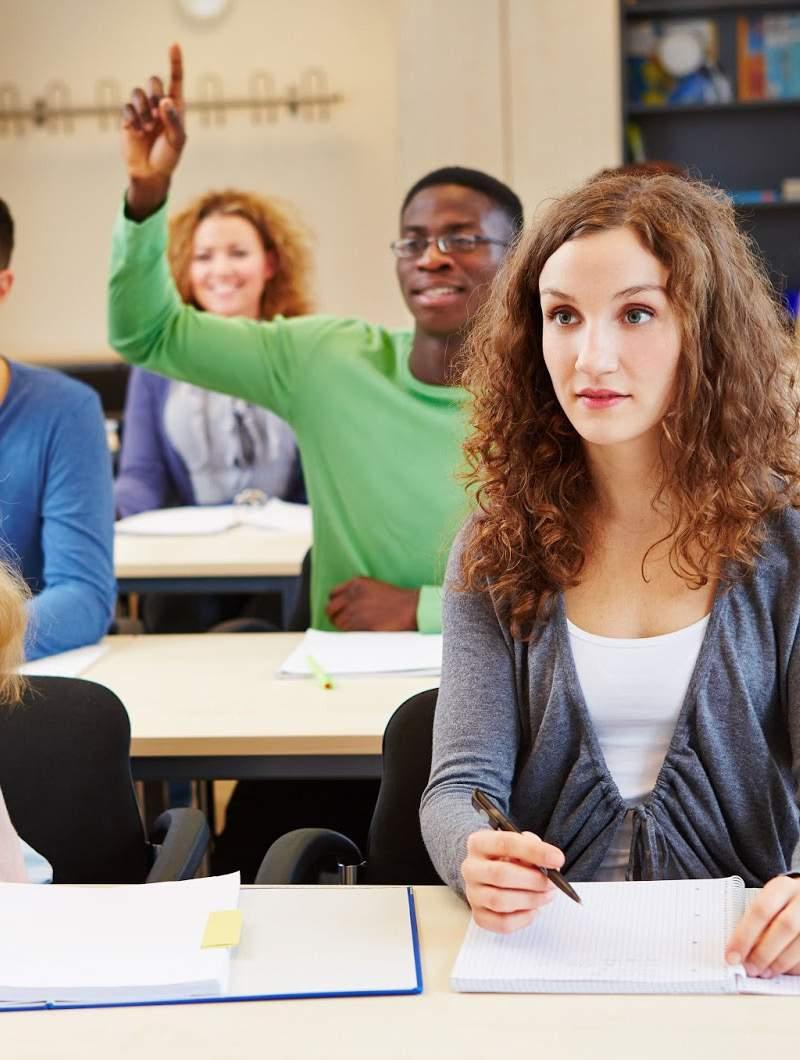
[461,829,566,934]
[121,43,187,221]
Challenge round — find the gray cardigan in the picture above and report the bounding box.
[420,510,800,896]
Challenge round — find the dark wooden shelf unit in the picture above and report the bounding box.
[621,0,800,289]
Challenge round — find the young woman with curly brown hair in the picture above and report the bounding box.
[421,171,800,978]
[114,189,313,631]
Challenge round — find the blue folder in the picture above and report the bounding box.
[0,886,423,1013]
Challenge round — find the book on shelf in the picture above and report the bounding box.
[738,14,800,101]
[727,188,779,204]
[626,18,732,107]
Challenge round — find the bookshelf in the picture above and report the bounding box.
[621,0,800,291]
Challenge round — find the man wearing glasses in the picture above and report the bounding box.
[110,45,524,881]
[110,45,523,635]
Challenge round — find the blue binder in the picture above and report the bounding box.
[0,886,423,1012]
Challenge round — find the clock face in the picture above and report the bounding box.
[175,0,232,22]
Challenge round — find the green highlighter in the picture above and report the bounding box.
[306,654,335,690]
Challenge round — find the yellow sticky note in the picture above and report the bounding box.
[201,909,243,949]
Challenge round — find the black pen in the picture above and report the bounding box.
[471,788,581,905]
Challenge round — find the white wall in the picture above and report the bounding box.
[509,0,622,217]
[0,0,620,361]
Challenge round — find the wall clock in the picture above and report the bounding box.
[175,0,233,24]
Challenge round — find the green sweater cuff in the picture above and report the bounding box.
[114,194,169,260]
[416,585,443,634]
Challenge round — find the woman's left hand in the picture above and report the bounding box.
[726,875,800,977]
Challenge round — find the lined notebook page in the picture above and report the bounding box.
[451,878,742,995]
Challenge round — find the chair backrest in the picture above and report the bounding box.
[361,687,442,885]
[0,676,151,883]
[286,548,312,632]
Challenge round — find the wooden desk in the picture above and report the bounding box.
[114,523,310,594]
[4,886,793,1060]
[83,634,437,782]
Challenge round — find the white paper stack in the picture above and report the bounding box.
[19,643,107,679]
[0,873,240,1005]
[243,499,312,534]
[279,629,443,678]
[115,500,311,537]
[115,506,238,536]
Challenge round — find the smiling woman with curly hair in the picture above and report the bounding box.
[420,172,800,978]
[114,188,313,632]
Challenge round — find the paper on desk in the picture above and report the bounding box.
[279,629,443,678]
[242,499,312,534]
[115,506,238,536]
[19,642,107,679]
[115,501,311,537]
[736,889,800,995]
[0,872,240,1004]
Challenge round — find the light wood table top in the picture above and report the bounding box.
[114,524,310,582]
[5,885,794,1060]
[83,634,437,778]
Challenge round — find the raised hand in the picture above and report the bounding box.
[121,43,187,219]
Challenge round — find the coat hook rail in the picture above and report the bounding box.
[0,70,344,137]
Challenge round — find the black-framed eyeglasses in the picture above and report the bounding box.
[389,234,509,259]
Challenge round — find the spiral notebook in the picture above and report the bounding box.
[452,877,800,995]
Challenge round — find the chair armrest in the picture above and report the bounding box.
[255,827,364,884]
[146,808,210,882]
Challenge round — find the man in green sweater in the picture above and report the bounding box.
[110,45,523,637]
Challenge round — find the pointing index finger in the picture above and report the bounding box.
[168,43,184,109]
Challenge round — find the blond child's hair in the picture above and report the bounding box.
[0,563,29,704]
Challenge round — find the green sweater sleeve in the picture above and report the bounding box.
[416,585,443,634]
[109,200,320,423]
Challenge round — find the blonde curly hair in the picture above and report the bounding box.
[167,188,314,320]
[0,563,29,704]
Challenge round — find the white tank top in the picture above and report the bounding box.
[567,614,710,880]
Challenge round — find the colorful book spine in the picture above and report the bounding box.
[737,16,765,101]
[738,14,800,101]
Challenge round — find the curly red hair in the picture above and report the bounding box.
[460,172,800,637]
[168,188,314,320]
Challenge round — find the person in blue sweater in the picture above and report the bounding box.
[0,198,115,660]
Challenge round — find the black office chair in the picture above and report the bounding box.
[209,548,312,635]
[286,548,312,632]
[0,676,209,883]
[255,687,443,885]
